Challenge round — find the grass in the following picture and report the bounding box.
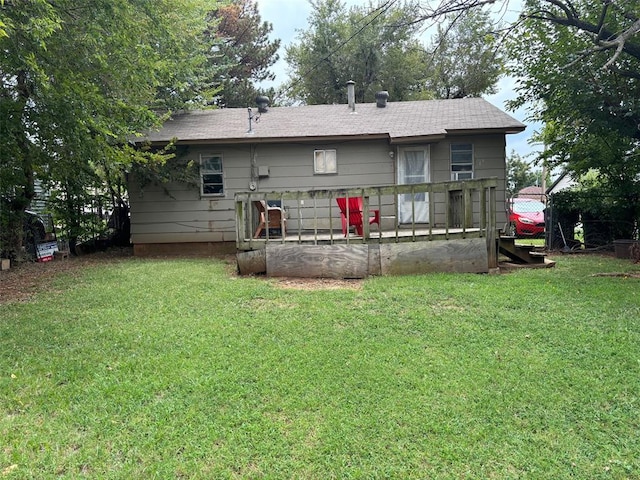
[1,255,639,479]
[513,237,545,247]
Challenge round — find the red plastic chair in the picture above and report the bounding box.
[336,197,380,236]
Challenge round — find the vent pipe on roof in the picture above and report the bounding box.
[346,80,356,112]
[375,90,389,108]
[255,95,270,113]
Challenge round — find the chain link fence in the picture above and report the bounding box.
[546,191,638,252]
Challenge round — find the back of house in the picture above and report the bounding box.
[130,88,525,256]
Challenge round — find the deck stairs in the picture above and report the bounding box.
[499,236,548,265]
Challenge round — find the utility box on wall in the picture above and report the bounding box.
[258,166,270,177]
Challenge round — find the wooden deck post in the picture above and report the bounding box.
[463,184,473,229]
[236,199,246,246]
[487,186,498,269]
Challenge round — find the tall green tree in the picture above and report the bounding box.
[425,9,503,98]
[507,1,640,164]
[506,151,540,196]
[0,0,221,258]
[505,0,640,236]
[283,0,504,104]
[208,0,280,108]
[409,0,640,236]
[284,0,429,104]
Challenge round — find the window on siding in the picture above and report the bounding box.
[450,144,474,180]
[200,154,224,196]
[314,149,337,174]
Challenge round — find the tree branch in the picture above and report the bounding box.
[595,1,610,42]
[543,0,577,21]
[525,2,640,64]
[409,0,497,26]
[600,18,640,68]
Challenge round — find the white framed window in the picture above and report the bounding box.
[451,143,473,180]
[200,154,224,196]
[314,149,337,174]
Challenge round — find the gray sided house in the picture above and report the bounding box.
[131,93,524,274]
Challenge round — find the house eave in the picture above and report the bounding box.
[390,134,447,145]
[138,133,392,147]
[134,127,525,148]
[446,126,526,136]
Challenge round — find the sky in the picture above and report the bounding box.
[255,0,542,161]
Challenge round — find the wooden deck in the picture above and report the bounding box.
[234,179,499,277]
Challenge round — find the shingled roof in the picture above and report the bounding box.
[139,97,525,145]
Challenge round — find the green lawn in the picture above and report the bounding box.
[2,255,639,479]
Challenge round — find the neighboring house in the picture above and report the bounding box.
[545,170,580,251]
[546,171,577,195]
[130,88,525,257]
[516,185,545,202]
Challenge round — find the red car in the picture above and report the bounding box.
[507,198,546,237]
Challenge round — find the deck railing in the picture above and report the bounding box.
[235,178,498,265]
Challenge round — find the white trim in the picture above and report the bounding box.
[397,147,430,223]
[450,143,474,180]
[313,149,337,174]
[200,153,225,197]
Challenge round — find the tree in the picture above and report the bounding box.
[425,9,504,98]
[409,0,640,146]
[506,2,640,157]
[283,0,504,105]
[284,0,430,104]
[409,0,640,237]
[504,1,640,237]
[0,0,220,258]
[207,0,280,108]
[506,150,540,196]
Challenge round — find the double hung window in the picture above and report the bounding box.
[451,144,474,180]
[200,154,224,196]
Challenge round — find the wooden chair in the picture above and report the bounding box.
[336,197,380,237]
[253,200,287,238]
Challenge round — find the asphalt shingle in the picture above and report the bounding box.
[139,97,525,144]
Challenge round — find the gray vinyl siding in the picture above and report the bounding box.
[128,178,237,244]
[431,134,507,226]
[129,135,507,245]
[253,140,394,191]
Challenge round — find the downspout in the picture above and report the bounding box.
[249,144,258,191]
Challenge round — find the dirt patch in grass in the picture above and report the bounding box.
[0,248,133,304]
[273,277,363,291]
[0,250,360,303]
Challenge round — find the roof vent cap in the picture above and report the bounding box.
[375,91,389,108]
[255,95,270,113]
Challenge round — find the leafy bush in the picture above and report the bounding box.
[552,186,638,246]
